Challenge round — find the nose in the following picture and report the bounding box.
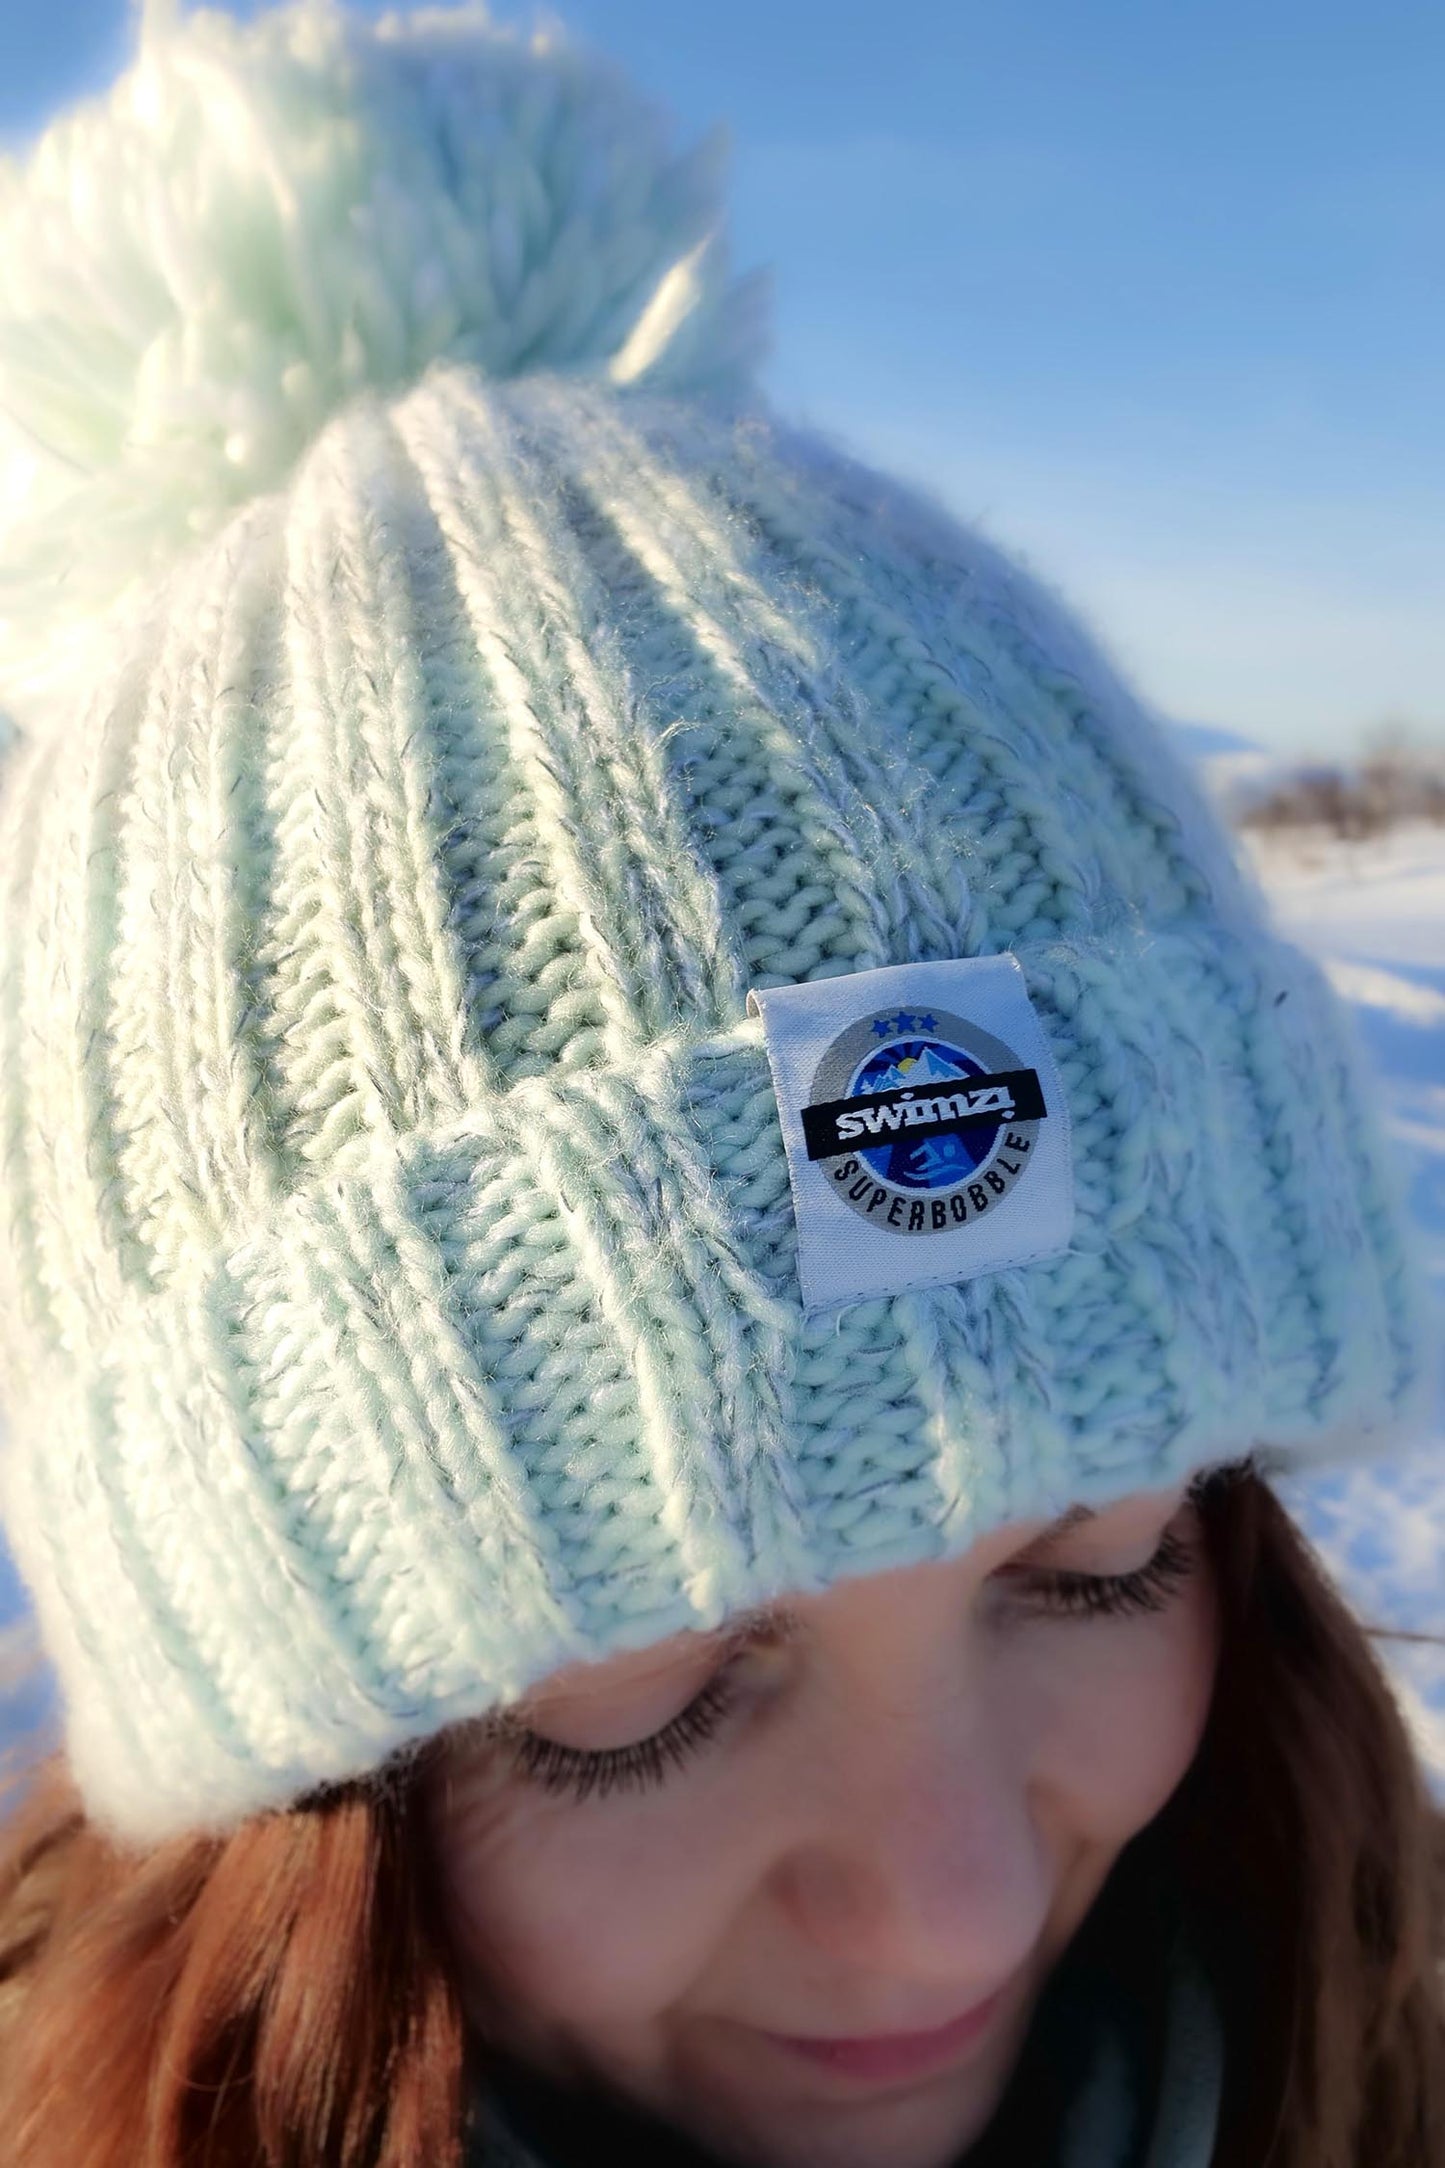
[764,1667,1054,1993]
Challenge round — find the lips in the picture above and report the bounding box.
[761,1986,1009,2086]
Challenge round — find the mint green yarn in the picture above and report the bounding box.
[0,3,1433,1845]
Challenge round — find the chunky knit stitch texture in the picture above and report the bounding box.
[0,2,1432,1842]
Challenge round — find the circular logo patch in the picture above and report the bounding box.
[804,1004,1044,1239]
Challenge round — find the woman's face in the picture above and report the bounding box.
[422,1481,1220,2168]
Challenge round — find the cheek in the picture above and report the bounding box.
[423,1766,754,2068]
[1006,1574,1220,1846]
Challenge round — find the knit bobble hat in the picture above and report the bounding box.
[0,0,1431,1845]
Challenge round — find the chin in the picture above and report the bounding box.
[676,2062,1009,2168]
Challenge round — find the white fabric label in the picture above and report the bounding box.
[746,955,1074,1313]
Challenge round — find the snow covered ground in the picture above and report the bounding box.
[1232,819,1445,1788]
[0,763,1440,1799]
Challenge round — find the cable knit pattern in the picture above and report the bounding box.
[0,5,1432,1841]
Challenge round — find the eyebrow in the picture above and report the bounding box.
[1037,1503,1097,1542]
[723,1599,803,1648]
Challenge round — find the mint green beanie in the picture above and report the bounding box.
[0,0,1431,1844]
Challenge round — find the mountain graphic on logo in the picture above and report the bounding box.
[860,1041,976,1096]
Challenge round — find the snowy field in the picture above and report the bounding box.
[0,764,1441,1798]
[1236,818,1445,1790]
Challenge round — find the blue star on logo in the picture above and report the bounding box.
[871,1007,940,1037]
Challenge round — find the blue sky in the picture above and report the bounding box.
[4,0,1442,755]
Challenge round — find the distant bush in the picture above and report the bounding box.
[1239,738,1445,838]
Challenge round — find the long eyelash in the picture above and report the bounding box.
[1026,1528,1198,1618]
[508,1671,739,1804]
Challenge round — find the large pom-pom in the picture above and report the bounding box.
[0,0,772,731]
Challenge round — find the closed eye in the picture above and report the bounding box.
[501,1667,741,1803]
[999,1526,1198,1619]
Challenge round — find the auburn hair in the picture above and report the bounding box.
[0,1464,1440,2167]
